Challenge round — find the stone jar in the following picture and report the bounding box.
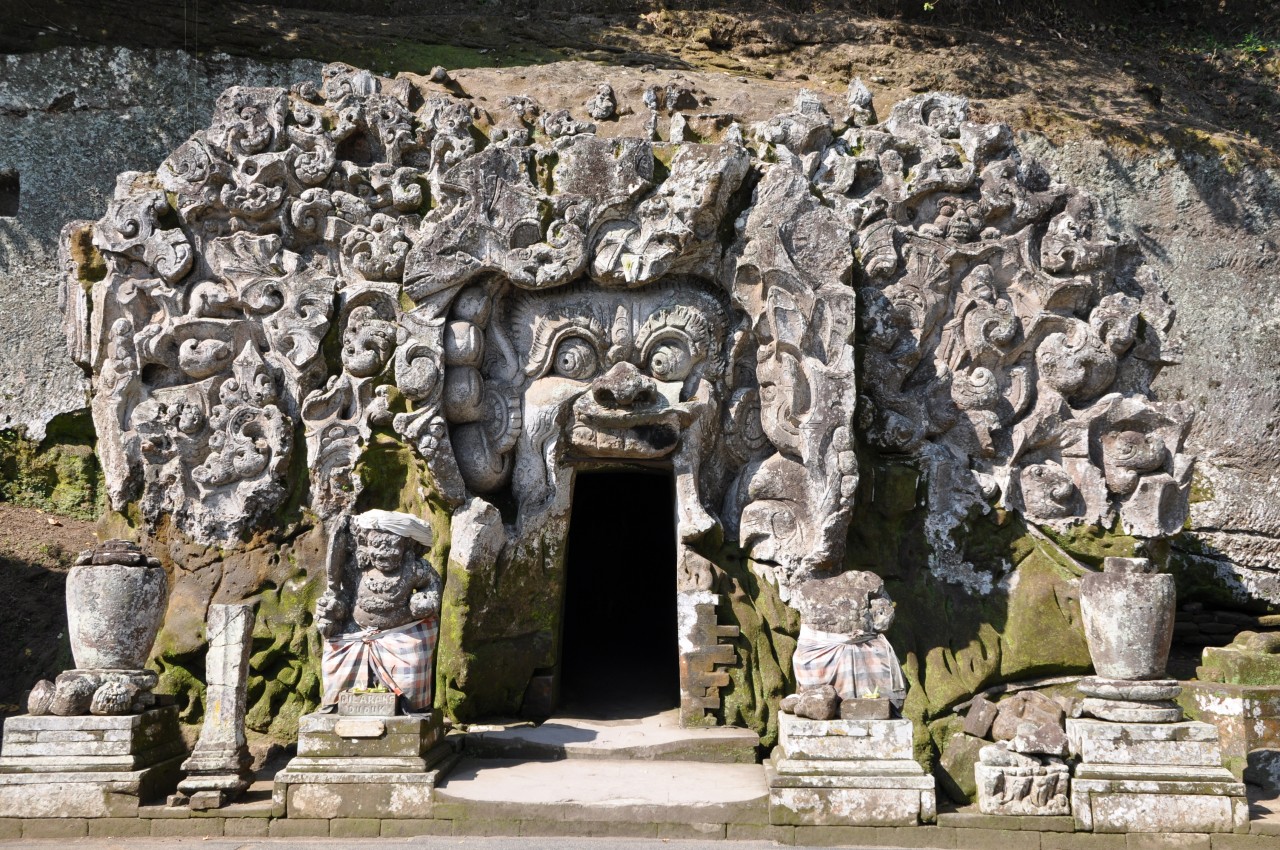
[1079,556,1175,680]
[67,541,168,670]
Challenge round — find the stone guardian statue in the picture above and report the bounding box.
[315,510,442,713]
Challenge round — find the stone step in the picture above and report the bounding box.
[462,709,760,764]
[435,756,769,824]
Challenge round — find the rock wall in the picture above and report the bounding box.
[2,47,1278,764]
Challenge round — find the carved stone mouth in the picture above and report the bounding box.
[568,404,682,458]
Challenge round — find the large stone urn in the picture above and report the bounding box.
[66,539,168,670]
[1079,555,1175,680]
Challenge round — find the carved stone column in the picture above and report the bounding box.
[176,603,256,809]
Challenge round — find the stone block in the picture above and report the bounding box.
[0,706,185,772]
[793,825,881,846]
[1067,718,1224,766]
[224,817,270,837]
[21,817,88,838]
[656,821,727,839]
[778,713,914,761]
[1072,771,1248,835]
[330,817,383,837]
[938,732,987,803]
[955,828,1040,850]
[769,786,931,827]
[294,711,444,761]
[1126,834,1211,850]
[450,817,523,836]
[0,819,18,840]
[380,817,453,836]
[875,825,958,848]
[268,817,331,837]
[1042,834,1127,850]
[285,773,436,819]
[964,695,999,739]
[0,752,185,817]
[976,763,1069,816]
[727,822,796,843]
[150,816,224,837]
[88,817,152,837]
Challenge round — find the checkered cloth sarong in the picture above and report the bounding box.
[794,626,906,703]
[322,616,438,711]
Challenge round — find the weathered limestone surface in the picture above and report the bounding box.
[275,711,454,819]
[1067,716,1247,833]
[177,602,255,808]
[0,48,319,440]
[767,712,935,827]
[0,706,187,817]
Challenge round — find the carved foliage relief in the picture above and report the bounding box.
[64,66,1190,596]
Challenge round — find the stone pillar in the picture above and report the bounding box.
[176,603,256,809]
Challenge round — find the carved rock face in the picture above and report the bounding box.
[61,64,1192,602]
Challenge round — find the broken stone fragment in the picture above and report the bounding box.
[979,741,1041,768]
[585,83,616,121]
[963,693,998,738]
[991,691,1065,742]
[26,680,55,715]
[1007,721,1069,757]
[783,685,840,720]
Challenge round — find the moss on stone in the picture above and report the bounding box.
[0,411,105,521]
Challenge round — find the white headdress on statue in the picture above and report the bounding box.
[353,509,434,547]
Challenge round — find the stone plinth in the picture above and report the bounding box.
[274,710,456,819]
[1066,717,1248,833]
[1181,680,1280,781]
[0,706,186,817]
[766,712,935,827]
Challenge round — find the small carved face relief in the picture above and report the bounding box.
[355,527,407,575]
[341,306,396,378]
[513,280,725,460]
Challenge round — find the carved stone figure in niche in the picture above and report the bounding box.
[782,571,906,720]
[315,510,442,713]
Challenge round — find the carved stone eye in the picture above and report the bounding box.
[647,340,691,382]
[553,337,598,381]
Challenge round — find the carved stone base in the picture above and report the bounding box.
[0,707,186,817]
[275,711,456,818]
[0,705,184,772]
[766,713,935,826]
[286,711,446,772]
[1067,717,1247,833]
[976,762,1070,816]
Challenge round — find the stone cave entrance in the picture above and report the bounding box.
[558,469,680,718]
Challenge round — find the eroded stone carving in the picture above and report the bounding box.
[782,571,906,720]
[316,510,442,712]
[62,65,1195,726]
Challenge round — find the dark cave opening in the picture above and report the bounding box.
[558,469,680,718]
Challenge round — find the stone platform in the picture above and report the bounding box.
[1067,717,1249,833]
[0,707,186,817]
[464,708,760,763]
[766,712,935,827]
[273,711,456,819]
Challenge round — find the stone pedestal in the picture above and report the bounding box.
[273,711,456,818]
[0,706,186,817]
[1182,680,1280,786]
[1067,717,1248,833]
[766,712,935,827]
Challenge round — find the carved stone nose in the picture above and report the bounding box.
[592,362,657,409]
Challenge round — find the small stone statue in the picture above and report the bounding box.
[782,570,906,720]
[315,510,442,713]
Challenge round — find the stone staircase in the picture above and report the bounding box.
[435,707,769,833]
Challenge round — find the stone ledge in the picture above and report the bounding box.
[939,810,1076,832]
[0,815,1277,845]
